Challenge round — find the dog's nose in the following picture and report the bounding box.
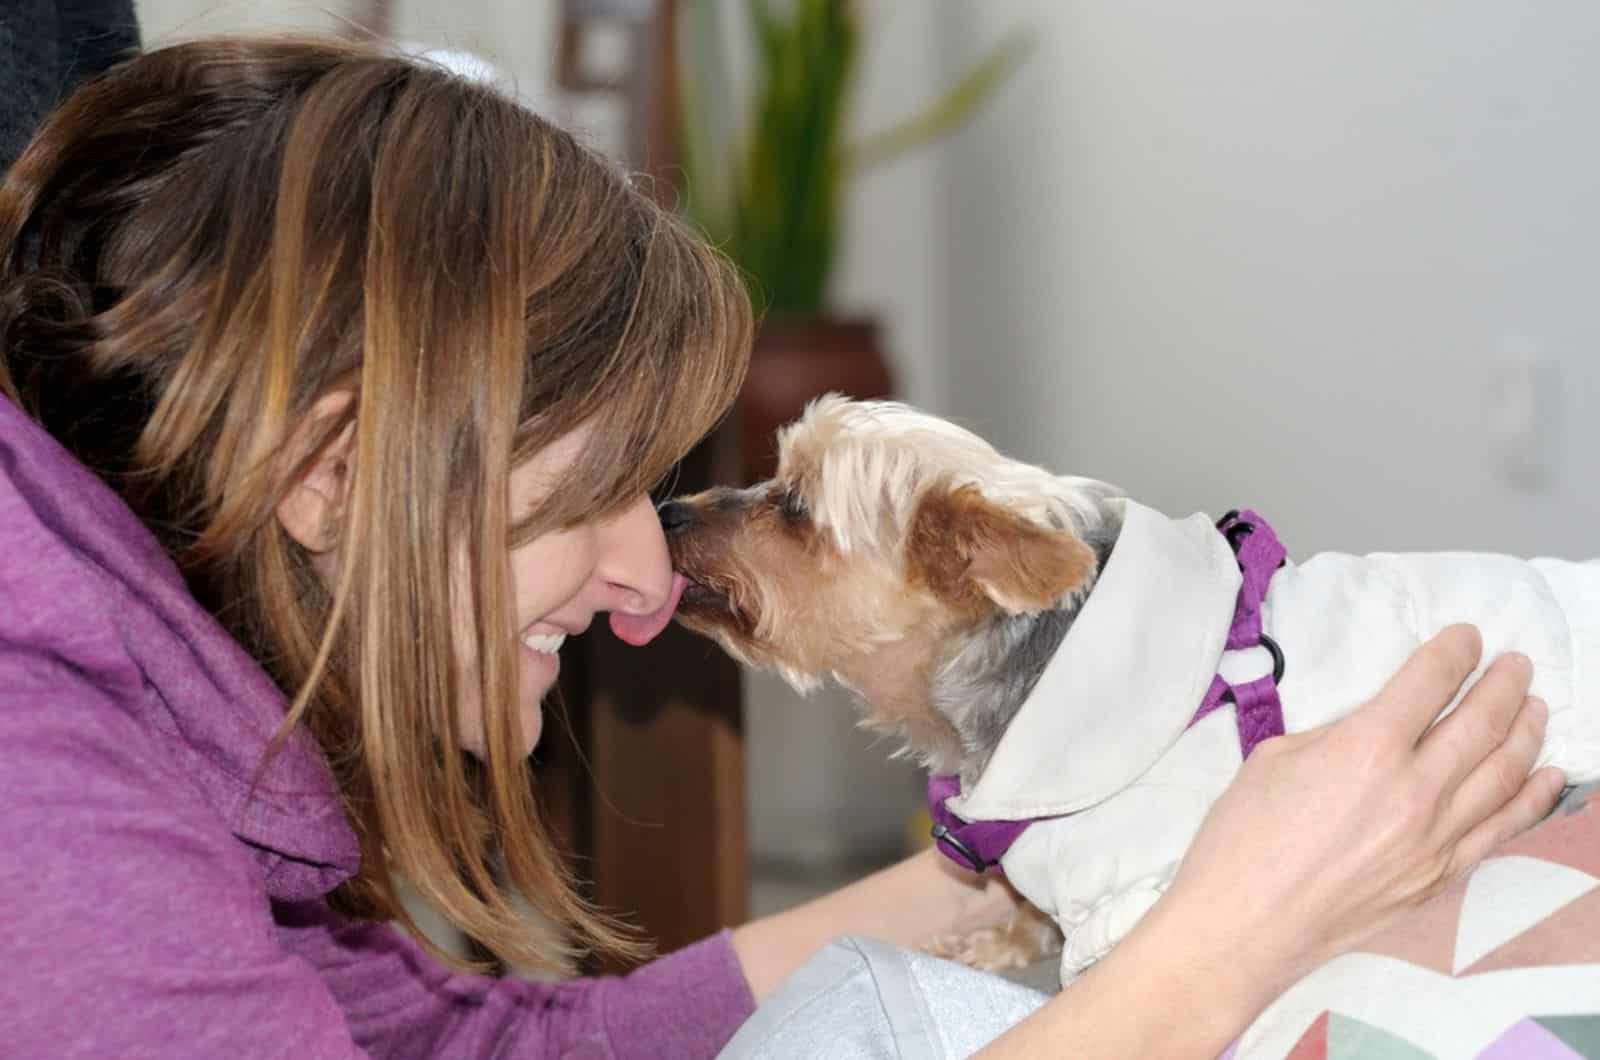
[657,500,695,535]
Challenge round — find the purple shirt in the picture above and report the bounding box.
[0,396,755,1058]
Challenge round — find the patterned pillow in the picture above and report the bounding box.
[1225,787,1600,1059]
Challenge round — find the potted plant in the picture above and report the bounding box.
[678,0,1028,481]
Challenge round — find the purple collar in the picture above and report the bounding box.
[927,508,1288,875]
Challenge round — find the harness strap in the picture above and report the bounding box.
[1189,509,1288,758]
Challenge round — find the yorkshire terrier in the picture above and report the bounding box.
[661,396,1598,984]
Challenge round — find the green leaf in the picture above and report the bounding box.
[677,0,736,241]
[844,29,1033,173]
[676,2,1028,317]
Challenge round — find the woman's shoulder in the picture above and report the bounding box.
[0,397,167,681]
[0,394,204,693]
[0,396,359,899]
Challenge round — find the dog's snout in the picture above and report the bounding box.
[657,500,695,535]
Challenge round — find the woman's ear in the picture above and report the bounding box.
[274,392,356,555]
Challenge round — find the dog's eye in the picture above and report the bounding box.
[776,490,808,524]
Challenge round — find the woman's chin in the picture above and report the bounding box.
[517,646,557,752]
[518,703,543,756]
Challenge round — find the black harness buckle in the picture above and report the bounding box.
[930,823,991,874]
[1216,632,1286,706]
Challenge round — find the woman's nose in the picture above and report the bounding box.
[595,494,674,614]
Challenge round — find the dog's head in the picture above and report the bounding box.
[664,396,1121,771]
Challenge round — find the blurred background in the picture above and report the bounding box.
[124,0,1600,952]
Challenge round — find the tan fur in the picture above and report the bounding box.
[924,901,1062,971]
[909,484,1096,615]
[666,399,1120,974]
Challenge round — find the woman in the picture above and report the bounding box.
[0,37,1562,1059]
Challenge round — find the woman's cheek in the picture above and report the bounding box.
[512,532,597,618]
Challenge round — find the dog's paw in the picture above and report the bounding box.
[922,903,1063,972]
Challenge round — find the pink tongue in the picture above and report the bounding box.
[610,573,689,647]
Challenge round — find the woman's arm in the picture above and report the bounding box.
[976,624,1566,1058]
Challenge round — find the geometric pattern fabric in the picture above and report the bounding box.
[1227,791,1600,1058]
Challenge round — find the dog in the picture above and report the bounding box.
[661,395,1600,983]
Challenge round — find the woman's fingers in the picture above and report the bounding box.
[1361,624,1484,745]
[1439,694,1547,840]
[1446,765,1566,879]
[1415,650,1534,794]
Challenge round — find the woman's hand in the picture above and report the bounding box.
[1169,623,1565,993]
[978,624,1566,1058]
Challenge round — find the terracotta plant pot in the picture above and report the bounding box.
[738,316,894,484]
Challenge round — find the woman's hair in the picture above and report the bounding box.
[0,36,751,972]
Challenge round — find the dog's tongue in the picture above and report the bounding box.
[610,573,689,646]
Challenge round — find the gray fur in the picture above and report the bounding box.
[928,500,1124,786]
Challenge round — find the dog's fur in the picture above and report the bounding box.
[663,396,1128,968]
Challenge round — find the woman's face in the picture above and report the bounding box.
[457,426,685,756]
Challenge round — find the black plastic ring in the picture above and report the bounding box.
[930,824,990,874]
[1218,633,1287,706]
[1261,632,1286,684]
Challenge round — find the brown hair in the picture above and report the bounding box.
[0,36,751,972]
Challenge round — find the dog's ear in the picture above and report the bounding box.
[908,484,1096,614]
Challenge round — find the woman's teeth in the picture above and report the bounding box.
[521,631,566,656]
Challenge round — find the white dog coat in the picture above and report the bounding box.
[936,500,1600,982]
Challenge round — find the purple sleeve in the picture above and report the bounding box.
[0,650,754,1059]
[278,903,756,1059]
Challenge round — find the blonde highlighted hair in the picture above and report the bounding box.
[0,36,751,972]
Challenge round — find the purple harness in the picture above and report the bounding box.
[927,509,1288,875]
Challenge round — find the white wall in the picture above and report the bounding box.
[136,0,347,41]
[941,1,1600,560]
[137,0,560,118]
